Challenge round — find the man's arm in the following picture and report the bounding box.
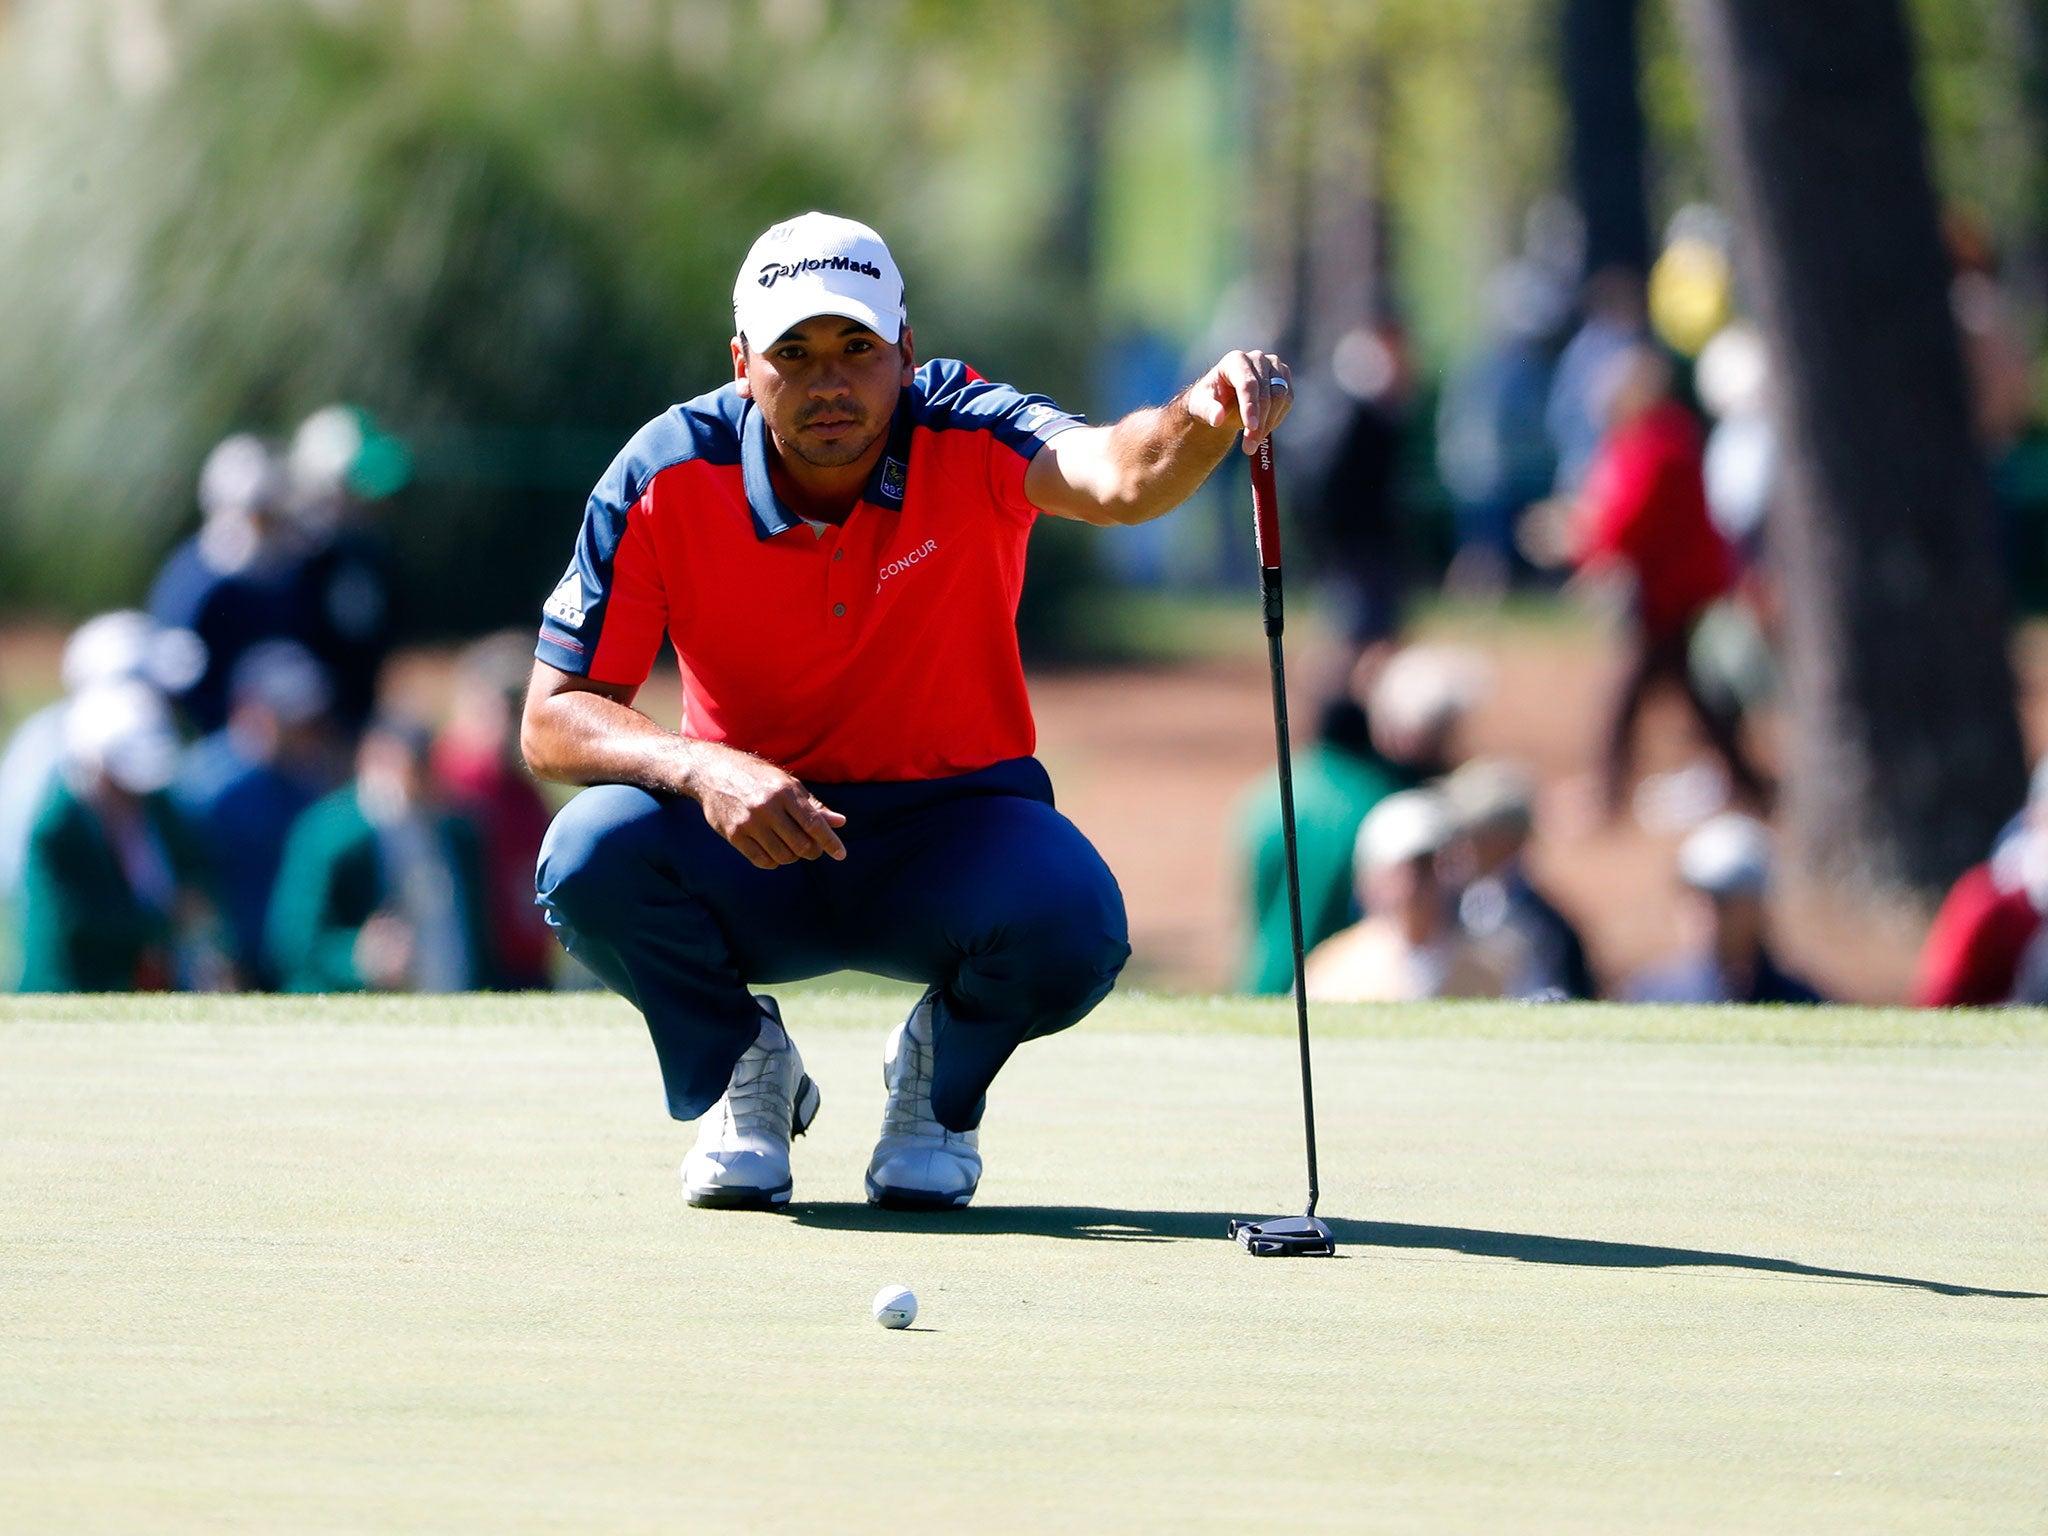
[520,662,846,869]
[1025,348,1293,526]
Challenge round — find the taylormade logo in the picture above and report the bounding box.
[876,538,939,593]
[758,254,883,288]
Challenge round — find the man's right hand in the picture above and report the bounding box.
[520,662,847,868]
[688,745,848,869]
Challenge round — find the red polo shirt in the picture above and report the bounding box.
[535,359,1082,783]
[1573,399,1734,640]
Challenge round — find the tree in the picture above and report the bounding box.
[1563,0,1652,279]
[1681,0,2028,897]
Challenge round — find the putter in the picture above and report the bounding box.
[1227,432,1336,1259]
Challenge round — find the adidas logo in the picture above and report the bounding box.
[544,572,587,628]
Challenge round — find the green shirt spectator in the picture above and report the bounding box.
[17,681,220,993]
[266,719,488,994]
[1231,701,1400,995]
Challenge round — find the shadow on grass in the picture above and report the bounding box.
[786,1203,2044,1300]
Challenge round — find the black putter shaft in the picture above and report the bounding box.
[1248,436,1322,1220]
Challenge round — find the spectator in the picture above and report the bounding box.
[1627,814,1823,1004]
[1441,758,1597,1000]
[1546,266,1648,495]
[1570,345,1771,818]
[1290,322,1413,656]
[285,406,404,735]
[432,632,556,990]
[172,641,343,988]
[148,435,305,734]
[0,611,200,902]
[1912,759,2048,1007]
[1231,693,1402,996]
[1695,322,1777,562]
[267,716,486,994]
[1436,262,1565,596]
[1303,789,1510,1003]
[1366,644,1487,788]
[17,681,226,992]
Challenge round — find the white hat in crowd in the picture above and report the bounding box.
[1442,758,1535,839]
[60,610,205,698]
[1356,789,1456,874]
[63,680,180,796]
[61,611,160,694]
[1678,813,1773,898]
[198,433,287,520]
[1369,645,1489,744]
[733,212,906,350]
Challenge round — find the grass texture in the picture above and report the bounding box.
[3,990,2044,1533]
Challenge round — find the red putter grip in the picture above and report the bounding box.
[1250,437,1281,571]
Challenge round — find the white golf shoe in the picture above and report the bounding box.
[865,992,982,1211]
[681,998,821,1209]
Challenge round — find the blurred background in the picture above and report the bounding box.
[7,0,2048,1006]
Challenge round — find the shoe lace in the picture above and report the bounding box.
[883,1005,969,1144]
[721,1039,787,1139]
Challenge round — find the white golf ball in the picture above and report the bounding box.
[872,1284,917,1329]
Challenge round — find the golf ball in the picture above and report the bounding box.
[872,1284,917,1329]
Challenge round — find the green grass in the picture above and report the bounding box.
[3,989,2044,1533]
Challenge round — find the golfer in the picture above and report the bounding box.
[524,213,1291,1211]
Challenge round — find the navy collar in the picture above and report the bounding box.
[741,386,916,541]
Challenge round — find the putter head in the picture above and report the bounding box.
[1228,1215,1336,1257]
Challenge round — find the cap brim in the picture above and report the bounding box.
[740,292,900,349]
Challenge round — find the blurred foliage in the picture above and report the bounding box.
[0,0,1121,640]
[0,0,2044,640]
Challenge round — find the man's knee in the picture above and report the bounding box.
[972,857,1130,1019]
[536,785,665,928]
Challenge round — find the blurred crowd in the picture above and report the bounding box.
[1235,196,2044,1007]
[8,194,2045,1007]
[1230,640,1819,1005]
[1,411,556,996]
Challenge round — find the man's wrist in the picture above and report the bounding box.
[666,736,723,802]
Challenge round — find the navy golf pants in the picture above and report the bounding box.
[535,756,1130,1131]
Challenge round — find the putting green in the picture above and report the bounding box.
[2,991,2043,1534]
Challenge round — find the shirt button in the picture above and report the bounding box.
[833,603,846,617]
[833,549,844,561]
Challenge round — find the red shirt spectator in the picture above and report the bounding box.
[1912,860,2039,1007]
[1575,398,1734,640]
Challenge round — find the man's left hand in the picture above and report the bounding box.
[1183,350,1294,452]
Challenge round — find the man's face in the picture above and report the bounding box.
[733,317,915,471]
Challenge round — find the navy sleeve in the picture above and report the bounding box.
[535,398,736,681]
[914,359,1083,451]
[913,359,1085,519]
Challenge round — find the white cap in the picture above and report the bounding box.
[60,610,205,697]
[1369,645,1489,742]
[61,611,160,693]
[1678,813,1773,897]
[732,212,905,349]
[64,680,180,796]
[1442,758,1535,838]
[199,433,287,519]
[1356,789,1455,874]
[288,405,366,504]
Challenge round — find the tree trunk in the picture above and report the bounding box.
[1563,0,1652,280]
[1680,0,2028,897]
